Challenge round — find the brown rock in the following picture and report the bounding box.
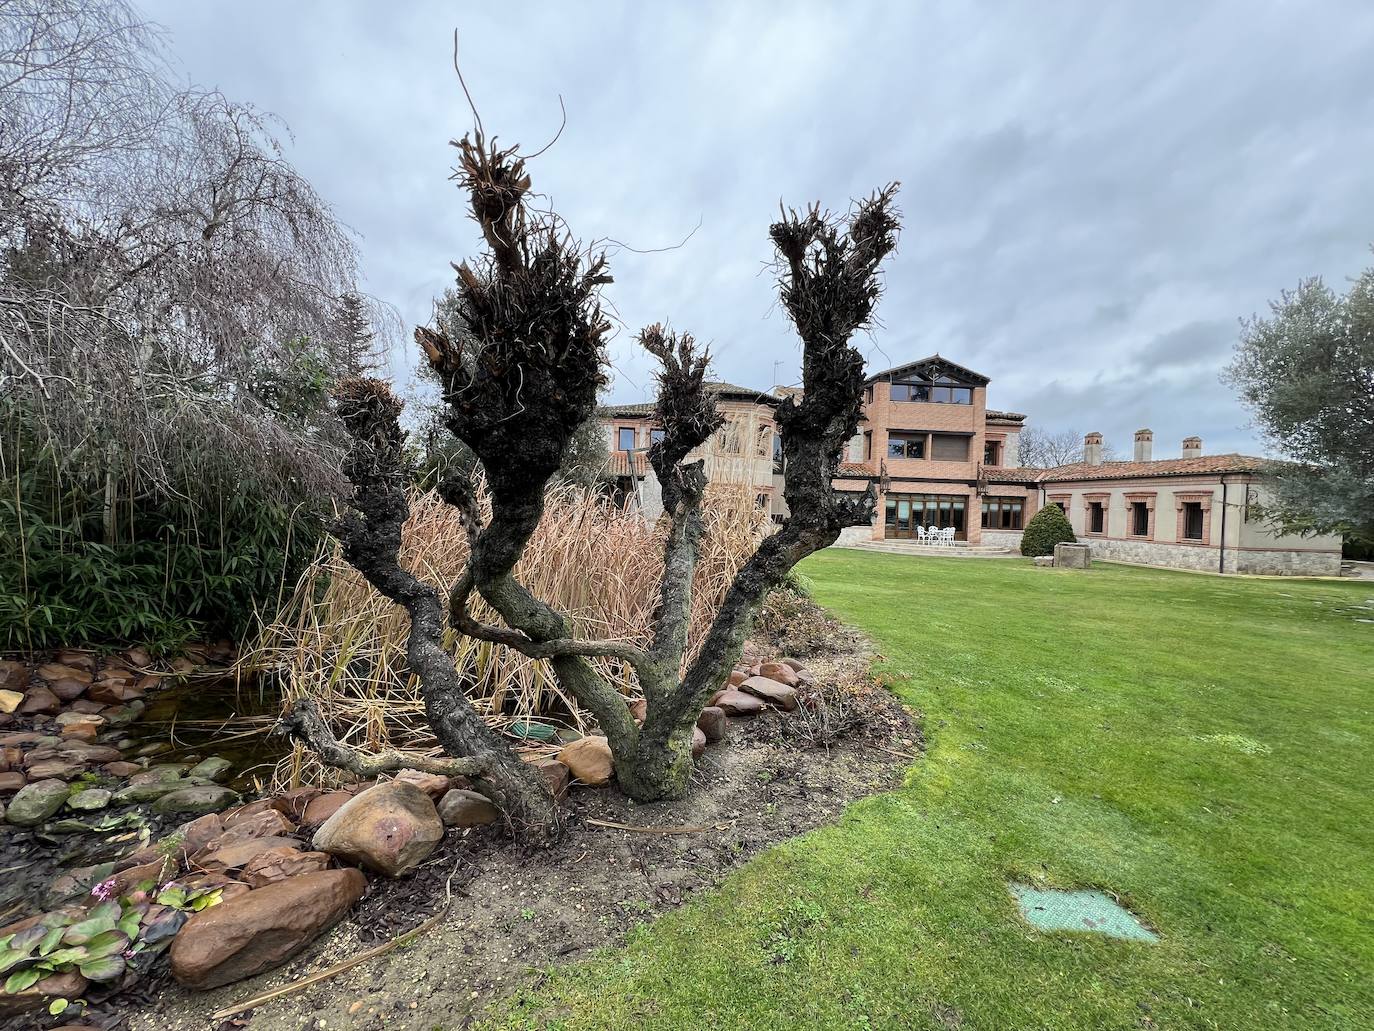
[38,662,90,683]
[758,662,800,688]
[696,706,727,743]
[728,669,747,687]
[240,847,329,888]
[0,771,23,792]
[19,685,60,716]
[216,808,295,846]
[221,798,277,827]
[0,690,23,715]
[691,725,707,759]
[528,757,570,800]
[712,688,767,716]
[0,744,19,769]
[0,660,27,691]
[311,781,444,877]
[558,735,614,787]
[270,786,322,822]
[47,677,89,702]
[59,721,99,742]
[58,744,122,764]
[627,697,647,723]
[0,970,87,1016]
[393,768,450,799]
[24,758,83,780]
[740,675,799,711]
[181,872,252,902]
[124,646,152,668]
[53,651,95,671]
[437,787,498,827]
[0,731,41,745]
[779,657,807,672]
[87,679,145,705]
[68,698,105,714]
[179,812,227,853]
[102,859,173,898]
[169,868,366,989]
[301,789,354,826]
[102,761,141,777]
[197,836,302,874]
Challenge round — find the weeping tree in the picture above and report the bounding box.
[281,125,899,837]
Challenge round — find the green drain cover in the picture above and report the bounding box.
[1009,882,1158,942]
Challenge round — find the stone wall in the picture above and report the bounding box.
[1084,538,1340,576]
[1235,549,1342,577]
[981,530,1024,551]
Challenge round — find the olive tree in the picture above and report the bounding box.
[282,125,899,836]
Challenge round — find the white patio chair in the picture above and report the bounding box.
[916,526,928,544]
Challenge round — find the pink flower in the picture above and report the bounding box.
[92,877,117,901]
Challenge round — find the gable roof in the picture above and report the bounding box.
[865,354,990,387]
[1037,454,1266,483]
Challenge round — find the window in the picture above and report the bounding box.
[1088,501,1105,534]
[1051,500,1067,513]
[754,425,772,458]
[983,441,1001,466]
[980,497,1023,529]
[717,419,742,454]
[864,385,873,404]
[617,427,636,451]
[755,493,770,509]
[931,434,969,461]
[891,377,972,404]
[650,428,665,445]
[1183,501,1204,540]
[863,432,872,461]
[887,432,925,459]
[1130,501,1150,536]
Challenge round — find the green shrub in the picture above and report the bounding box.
[0,410,327,653]
[1020,504,1076,557]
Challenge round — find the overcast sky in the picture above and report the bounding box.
[142,1,1374,458]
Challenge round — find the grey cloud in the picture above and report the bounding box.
[139,0,1374,454]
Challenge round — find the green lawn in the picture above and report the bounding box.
[486,555,1374,1030]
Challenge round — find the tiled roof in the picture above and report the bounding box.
[986,409,1026,423]
[597,401,656,418]
[836,461,877,477]
[865,354,991,387]
[1037,454,1266,483]
[606,451,649,477]
[598,381,777,419]
[983,466,1040,483]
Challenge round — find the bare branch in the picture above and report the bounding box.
[275,697,486,779]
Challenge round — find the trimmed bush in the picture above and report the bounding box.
[1020,504,1076,557]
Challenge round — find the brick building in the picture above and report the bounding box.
[829,355,1342,575]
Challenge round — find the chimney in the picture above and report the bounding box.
[1083,431,1104,466]
[1133,428,1153,462]
[1182,435,1202,458]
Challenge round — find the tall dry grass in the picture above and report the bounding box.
[246,482,769,788]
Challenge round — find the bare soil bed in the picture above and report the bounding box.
[129,656,918,1030]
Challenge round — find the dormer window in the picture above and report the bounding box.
[617,427,636,451]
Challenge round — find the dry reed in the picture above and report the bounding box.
[245,482,769,788]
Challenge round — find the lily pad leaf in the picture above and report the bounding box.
[77,953,126,982]
[4,966,42,994]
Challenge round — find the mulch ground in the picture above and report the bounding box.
[124,658,919,1030]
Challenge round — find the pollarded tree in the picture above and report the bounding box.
[281,126,899,836]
